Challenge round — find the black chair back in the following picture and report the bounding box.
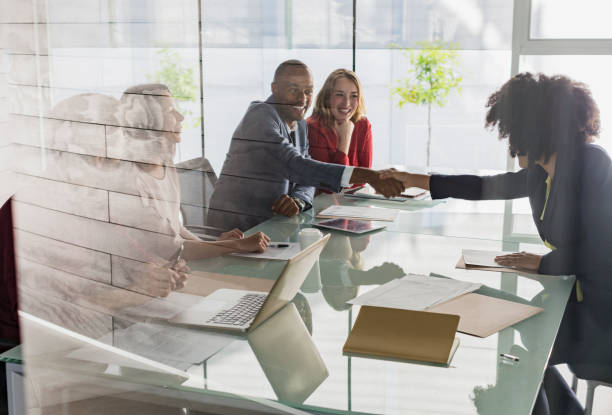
[0,197,19,352]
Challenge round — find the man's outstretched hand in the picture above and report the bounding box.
[369,175,405,198]
[350,168,405,198]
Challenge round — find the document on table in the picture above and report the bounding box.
[229,242,301,260]
[462,249,514,268]
[317,205,399,222]
[345,186,429,202]
[68,322,235,371]
[112,322,235,367]
[348,274,481,310]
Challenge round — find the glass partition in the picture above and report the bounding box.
[1,0,611,414]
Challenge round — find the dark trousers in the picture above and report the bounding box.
[533,366,584,415]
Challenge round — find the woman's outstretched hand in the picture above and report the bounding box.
[494,252,542,272]
[379,169,430,190]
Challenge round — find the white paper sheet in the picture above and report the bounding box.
[348,274,481,310]
[462,249,514,268]
[68,322,235,371]
[345,186,428,202]
[229,242,302,260]
[112,322,236,366]
[317,205,399,222]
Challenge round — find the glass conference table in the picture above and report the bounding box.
[2,193,575,415]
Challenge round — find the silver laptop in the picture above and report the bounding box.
[169,233,330,332]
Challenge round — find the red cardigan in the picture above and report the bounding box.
[307,116,372,168]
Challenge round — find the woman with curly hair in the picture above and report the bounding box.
[381,73,612,414]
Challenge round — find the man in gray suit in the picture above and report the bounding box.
[208,60,403,232]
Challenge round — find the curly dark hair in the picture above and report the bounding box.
[485,72,600,163]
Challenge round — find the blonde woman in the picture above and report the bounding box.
[307,69,372,170]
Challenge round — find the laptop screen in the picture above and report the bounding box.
[250,234,330,330]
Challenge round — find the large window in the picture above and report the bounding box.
[202,0,353,173]
[515,0,612,154]
[355,0,513,171]
[530,0,612,39]
[203,0,516,174]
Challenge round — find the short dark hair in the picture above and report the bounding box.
[485,72,600,163]
[273,59,309,83]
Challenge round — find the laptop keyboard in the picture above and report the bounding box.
[207,293,267,326]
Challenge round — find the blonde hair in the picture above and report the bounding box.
[312,69,366,127]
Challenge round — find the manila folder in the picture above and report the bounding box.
[343,306,460,365]
[427,293,543,338]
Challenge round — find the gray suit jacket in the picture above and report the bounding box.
[207,97,346,231]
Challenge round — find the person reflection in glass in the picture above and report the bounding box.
[318,233,405,310]
[115,84,271,295]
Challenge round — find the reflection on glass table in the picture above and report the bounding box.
[268,193,541,245]
[198,214,574,415]
[5,193,576,415]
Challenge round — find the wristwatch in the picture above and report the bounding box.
[291,197,307,212]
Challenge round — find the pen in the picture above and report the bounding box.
[500,353,519,362]
[270,243,289,248]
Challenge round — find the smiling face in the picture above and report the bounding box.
[271,66,313,126]
[329,77,359,123]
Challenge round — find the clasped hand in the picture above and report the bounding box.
[271,194,300,217]
[218,227,271,253]
[367,171,405,198]
[333,119,354,155]
[147,258,189,298]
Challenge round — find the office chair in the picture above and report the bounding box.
[1,197,20,415]
[176,157,225,239]
[570,365,612,415]
[0,197,20,350]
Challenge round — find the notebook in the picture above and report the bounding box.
[168,234,330,333]
[343,306,460,366]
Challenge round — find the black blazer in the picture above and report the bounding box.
[430,143,612,368]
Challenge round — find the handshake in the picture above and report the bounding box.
[350,167,419,198]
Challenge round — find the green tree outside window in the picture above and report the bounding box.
[391,40,462,167]
[148,48,200,128]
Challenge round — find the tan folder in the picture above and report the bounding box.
[427,293,543,338]
[343,306,460,365]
